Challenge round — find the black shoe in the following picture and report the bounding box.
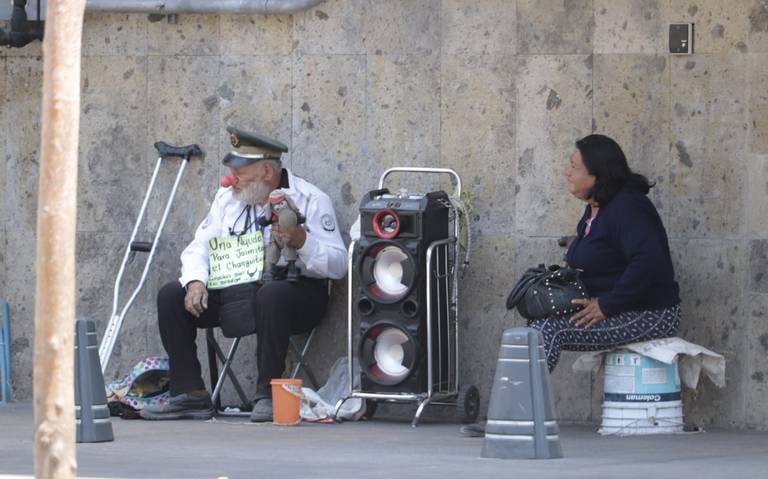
[459,422,485,437]
[250,398,273,423]
[139,391,214,420]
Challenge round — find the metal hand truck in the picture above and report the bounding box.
[98,142,202,374]
[333,167,479,427]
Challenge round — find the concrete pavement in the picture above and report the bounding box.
[1,402,767,479]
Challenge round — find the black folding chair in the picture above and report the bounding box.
[205,281,330,415]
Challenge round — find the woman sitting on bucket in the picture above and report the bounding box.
[463,133,681,437]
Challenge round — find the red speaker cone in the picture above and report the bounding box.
[372,209,400,239]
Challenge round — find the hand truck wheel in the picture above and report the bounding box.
[457,385,480,424]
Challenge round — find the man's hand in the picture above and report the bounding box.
[272,223,307,249]
[570,298,606,328]
[184,280,208,318]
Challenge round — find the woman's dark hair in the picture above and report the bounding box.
[575,134,653,206]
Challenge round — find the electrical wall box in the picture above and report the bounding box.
[1,1,47,22]
[669,23,694,54]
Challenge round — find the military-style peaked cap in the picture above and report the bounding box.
[222,126,289,167]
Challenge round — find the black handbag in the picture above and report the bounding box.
[506,265,589,320]
[218,282,260,338]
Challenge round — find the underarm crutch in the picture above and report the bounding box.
[98,142,203,374]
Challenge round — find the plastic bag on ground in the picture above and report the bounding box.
[300,357,364,421]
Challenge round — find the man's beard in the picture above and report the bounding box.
[233,180,272,205]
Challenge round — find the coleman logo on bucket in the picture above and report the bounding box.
[604,392,681,402]
[626,394,662,402]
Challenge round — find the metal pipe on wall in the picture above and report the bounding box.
[85,0,324,14]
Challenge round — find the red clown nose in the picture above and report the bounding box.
[220,174,236,188]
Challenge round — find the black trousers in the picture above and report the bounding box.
[157,279,328,397]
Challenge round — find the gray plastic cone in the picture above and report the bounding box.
[75,320,114,443]
[481,328,562,459]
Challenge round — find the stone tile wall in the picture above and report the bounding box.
[1,0,766,429]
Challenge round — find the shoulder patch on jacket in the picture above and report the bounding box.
[321,214,335,232]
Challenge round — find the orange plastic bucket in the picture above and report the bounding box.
[270,378,303,425]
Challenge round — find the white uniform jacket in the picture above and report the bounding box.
[178,169,347,287]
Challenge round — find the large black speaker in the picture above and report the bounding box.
[354,188,451,394]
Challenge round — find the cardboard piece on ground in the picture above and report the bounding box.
[572,337,725,389]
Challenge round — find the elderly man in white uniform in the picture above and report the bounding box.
[141,127,346,422]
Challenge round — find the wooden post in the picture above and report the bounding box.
[33,1,87,478]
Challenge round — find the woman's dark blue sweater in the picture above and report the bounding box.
[566,190,680,317]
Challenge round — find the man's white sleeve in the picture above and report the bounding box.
[178,193,224,287]
[297,193,347,280]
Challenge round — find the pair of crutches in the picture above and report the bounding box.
[98,142,202,374]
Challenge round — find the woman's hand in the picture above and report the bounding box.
[570,298,606,328]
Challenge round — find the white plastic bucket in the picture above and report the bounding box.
[599,349,683,435]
